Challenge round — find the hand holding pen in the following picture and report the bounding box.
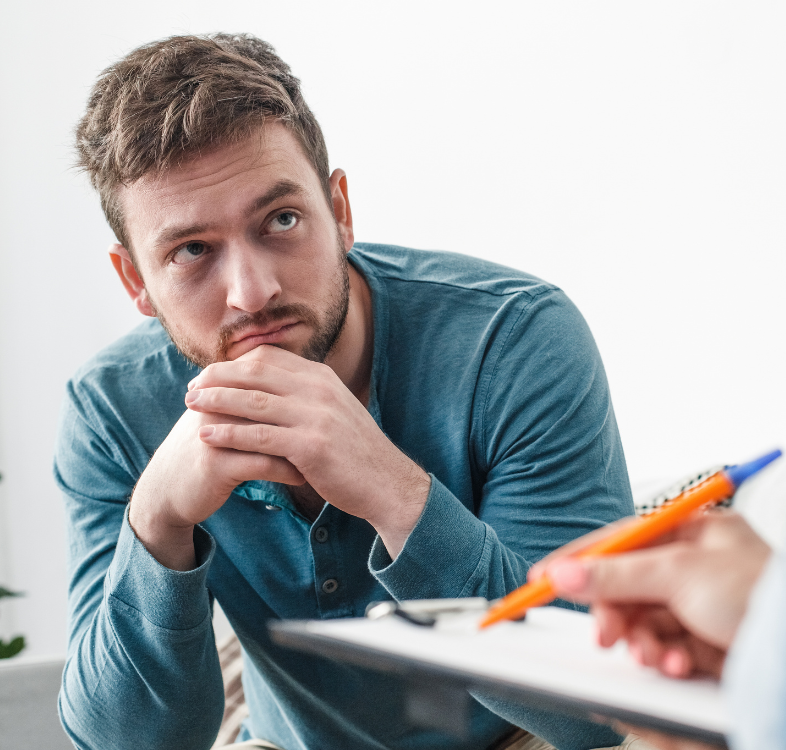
[536,511,771,679]
[480,449,781,630]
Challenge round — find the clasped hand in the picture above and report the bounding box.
[129,345,430,570]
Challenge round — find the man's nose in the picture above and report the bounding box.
[224,243,283,313]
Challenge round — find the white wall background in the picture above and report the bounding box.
[0,1,784,657]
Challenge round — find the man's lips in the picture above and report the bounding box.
[230,320,299,347]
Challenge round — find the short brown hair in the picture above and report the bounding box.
[75,33,330,250]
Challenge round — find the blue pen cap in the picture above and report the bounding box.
[725,449,783,488]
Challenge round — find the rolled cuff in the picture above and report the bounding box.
[105,505,215,631]
[369,474,489,600]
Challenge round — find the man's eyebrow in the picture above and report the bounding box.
[244,179,305,219]
[153,180,306,249]
[155,222,210,249]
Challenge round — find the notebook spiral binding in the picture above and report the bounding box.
[633,465,734,517]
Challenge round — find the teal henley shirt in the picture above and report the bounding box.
[55,244,633,750]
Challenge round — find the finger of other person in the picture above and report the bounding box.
[527,513,712,583]
[546,547,687,604]
[595,602,726,678]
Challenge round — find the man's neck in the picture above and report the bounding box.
[325,263,374,406]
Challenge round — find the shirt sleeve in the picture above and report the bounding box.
[369,288,634,601]
[54,379,224,750]
[723,550,786,750]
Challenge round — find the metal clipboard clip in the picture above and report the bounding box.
[365,598,490,627]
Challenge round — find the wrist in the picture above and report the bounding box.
[370,467,431,560]
[128,495,197,571]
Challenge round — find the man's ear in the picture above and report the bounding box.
[108,244,156,317]
[329,169,354,253]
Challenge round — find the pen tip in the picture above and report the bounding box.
[726,448,782,488]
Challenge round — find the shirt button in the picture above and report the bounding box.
[264,504,281,512]
[314,526,329,543]
[322,578,339,594]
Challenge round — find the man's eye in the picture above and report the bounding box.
[268,212,298,233]
[172,241,207,265]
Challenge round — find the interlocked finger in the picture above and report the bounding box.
[216,445,304,486]
[187,386,297,425]
[199,421,295,460]
[190,358,298,396]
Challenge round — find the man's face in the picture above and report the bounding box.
[117,123,351,368]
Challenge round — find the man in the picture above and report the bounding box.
[56,33,633,750]
[538,509,783,750]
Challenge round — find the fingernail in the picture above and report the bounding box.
[662,649,686,677]
[199,426,215,438]
[185,390,201,405]
[187,379,197,390]
[548,559,589,593]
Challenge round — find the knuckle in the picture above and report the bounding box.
[314,380,336,405]
[249,389,269,412]
[241,360,265,379]
[245,345,268,361]
[253,423,269,445]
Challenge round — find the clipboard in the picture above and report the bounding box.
[269,603,728,747]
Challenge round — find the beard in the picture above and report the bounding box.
[151,240,351,370]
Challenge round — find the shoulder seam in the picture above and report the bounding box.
[368,273,560,299]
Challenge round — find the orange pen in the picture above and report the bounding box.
[479,448,782,629]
